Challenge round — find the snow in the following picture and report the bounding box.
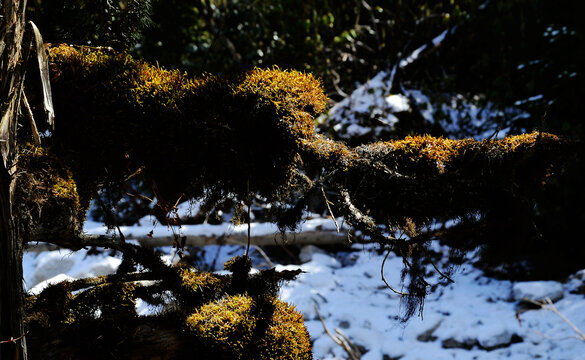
[385,94,410,112]
[513,281,565,303]
[83,213,342,240]
[322,71,406,139]
[322,69,527,141]
[24,248,121,291]
[399,29,449,69]
[23,225,585,359]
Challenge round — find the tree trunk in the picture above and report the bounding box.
[0,169,27,360]
[0,0,28,359]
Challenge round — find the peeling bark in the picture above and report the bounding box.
[0,0,29,358]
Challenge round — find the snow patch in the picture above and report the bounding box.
[513,281,564,302]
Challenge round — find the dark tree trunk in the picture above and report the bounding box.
[0,0,29,359]
[0,169,27,360]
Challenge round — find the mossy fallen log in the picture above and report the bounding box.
[301,131,564,229]
[15,44,569,334]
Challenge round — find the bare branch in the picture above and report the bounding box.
[66,272,161,293]
[251,245,276,268]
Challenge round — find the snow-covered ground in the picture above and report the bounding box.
[320,69,530,142]
[24,217,585,360]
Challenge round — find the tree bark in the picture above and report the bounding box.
[0,0,29,359]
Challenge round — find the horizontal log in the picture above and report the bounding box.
[25,230,351,252]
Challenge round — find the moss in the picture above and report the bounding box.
[299,131,564,232]
[26,259,309,359]
[15,144,87,244]
[177,267,229,305]
[48,45,327,208]
[185,294,312,360]
[17,144,81,207]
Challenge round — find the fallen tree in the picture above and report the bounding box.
[1,37,569,359]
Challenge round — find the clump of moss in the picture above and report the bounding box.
[15,144,87,245]
[25,258,310,360]
[185,294,312,360]
[300,131,563,229]
[48,45,327,210]
[177,267,230,306]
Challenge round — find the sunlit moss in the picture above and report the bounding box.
[185,294,312,360]
[48,45,327,205]
[26,260,310,359]
[300,131,564,230]
[178,267,229,304]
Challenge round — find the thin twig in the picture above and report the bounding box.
[251,245,276,268]
[0,333,26,344]
[321,186,340,233]
[245,178,251,257]
[423,247,455,284]
[381,246,410,296]
[429,259,454,283]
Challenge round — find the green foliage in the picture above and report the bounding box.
[27,0,153,48]
[137,0,476,95]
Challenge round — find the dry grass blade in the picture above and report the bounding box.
[321,186,340,233]
[523,297,585,342]
[30,21,54,127]
[315,306,362,360]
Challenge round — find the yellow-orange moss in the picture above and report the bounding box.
[185,294,312,360]
[15,144,86,244]
[298,131,564,230]
[18,144,81,207]
[178,267,229,303]
[48,45,327,203]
